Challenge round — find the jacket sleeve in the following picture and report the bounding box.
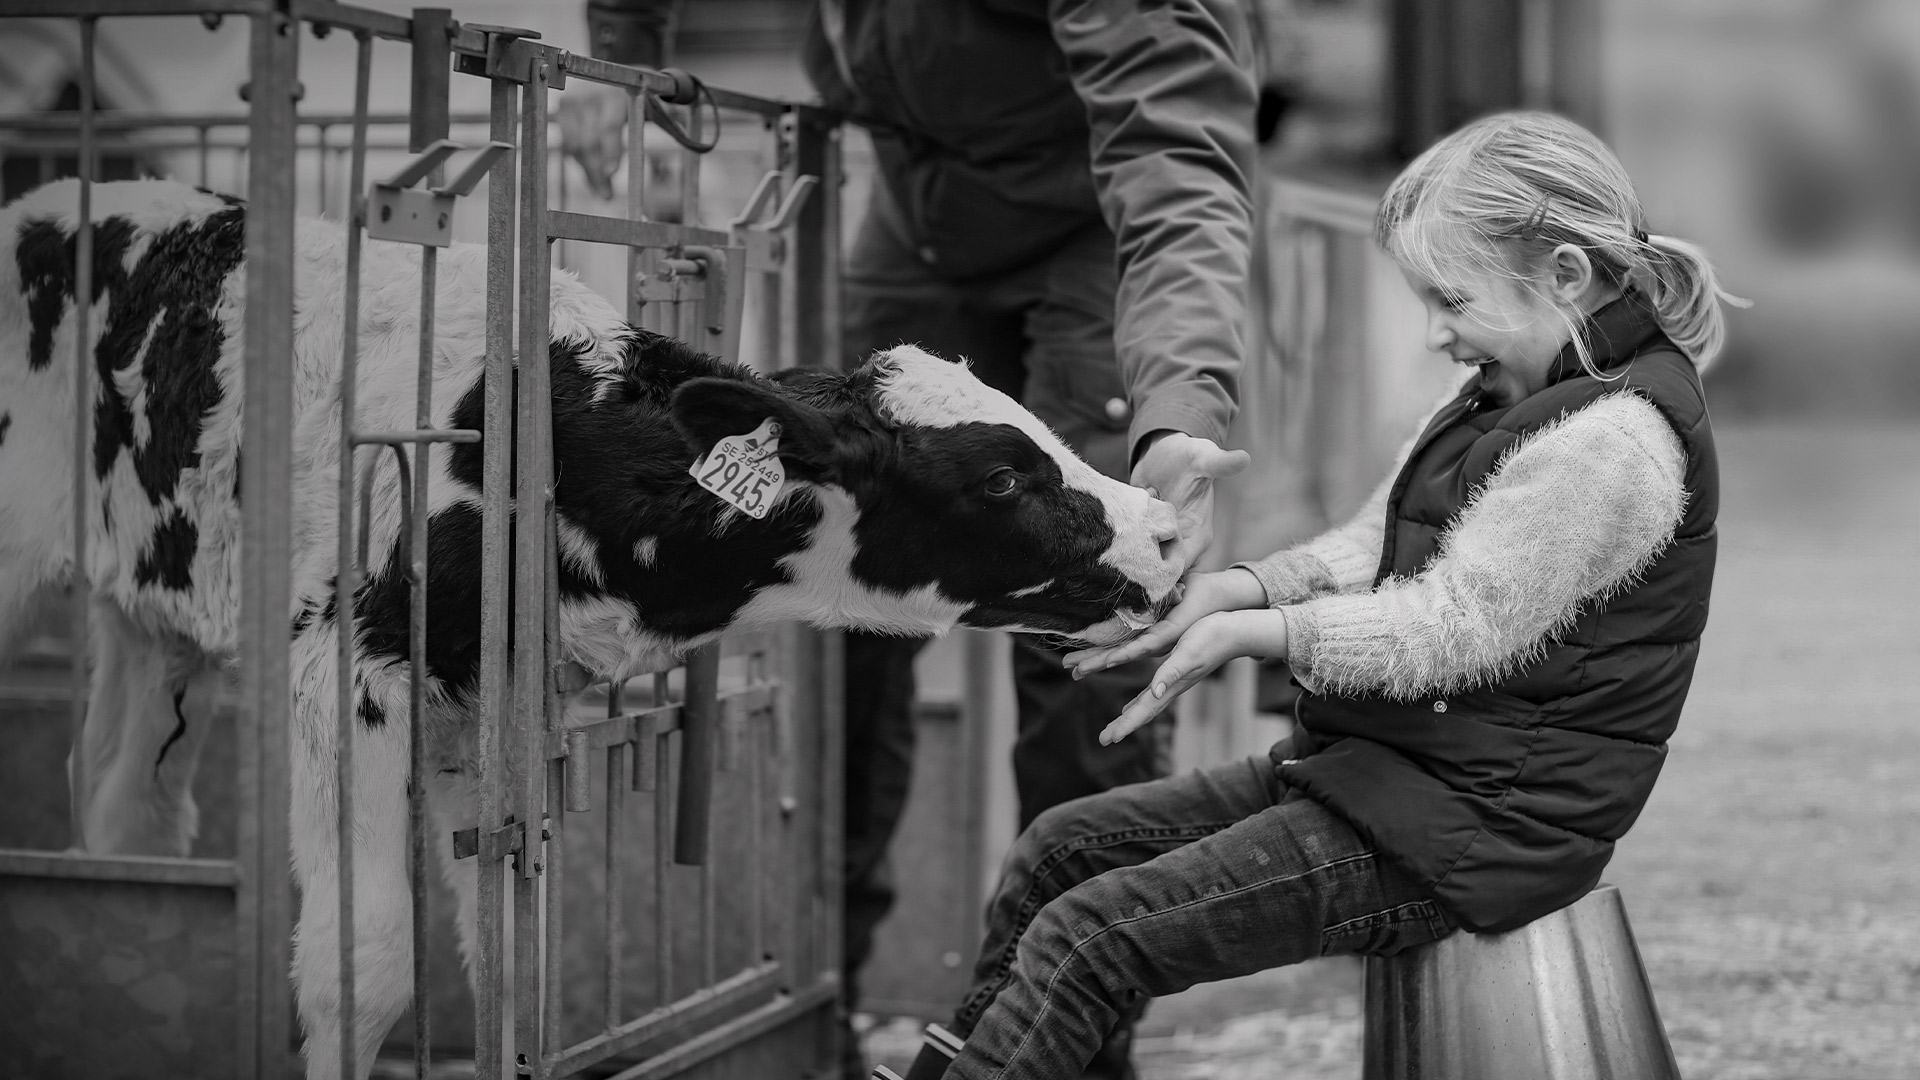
[1281,393,1690,700]
[1048,0,1259,458]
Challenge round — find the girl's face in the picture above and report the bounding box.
[1399,261,1573,409]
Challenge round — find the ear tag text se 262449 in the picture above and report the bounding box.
[690,417,786,520]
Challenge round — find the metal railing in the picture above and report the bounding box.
[0,3,844,1078]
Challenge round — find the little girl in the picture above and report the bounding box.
[874,110,1745,1080]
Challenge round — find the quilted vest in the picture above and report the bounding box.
[1282,294,1719,932]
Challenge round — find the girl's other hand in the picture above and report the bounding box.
[1063,568,1269,679]
[1098,609,1290,745]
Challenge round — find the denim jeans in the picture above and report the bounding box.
[940,751,1456,1080]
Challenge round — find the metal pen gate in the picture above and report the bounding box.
[0,4,845,1078]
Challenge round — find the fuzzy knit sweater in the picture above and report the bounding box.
[1239,381,1689,700]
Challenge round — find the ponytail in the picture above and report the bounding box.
[1637,233,1751,372]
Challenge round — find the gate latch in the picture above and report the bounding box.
[366,138,512,247]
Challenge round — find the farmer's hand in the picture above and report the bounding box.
[1063,568,1268,678]
[1097,608,1289,746]
[1130,432,1250,576]
[555,84,630,201]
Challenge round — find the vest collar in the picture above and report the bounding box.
[1544,289,1670,388]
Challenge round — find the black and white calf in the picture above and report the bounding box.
[0,179,1180,1077]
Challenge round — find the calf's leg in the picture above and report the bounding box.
[289,654,418,1080]
[78,599,221,856]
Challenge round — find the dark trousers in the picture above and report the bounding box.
[839,180,1172,1079]
[944,756,1454,1078]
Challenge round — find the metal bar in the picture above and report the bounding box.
[554,51,678,96]
[749,659,766,965]
[563,729,592,812]
[296,0,414,42]
[66,16,96,856]
[472,71,518,1080]
[409,7,452,153]
[235,5,299,1075]
[197,123,210,186]
[653,668,672,1004]
[543,753,566,1070]
[546,209,728,250]
[0,111,487,132]
[677,97,701,227]
[352,427,480,445]
[672,647,718,866]
[332,30,375,1077]
[603,681,626,1032]
[624,88,647,327]
[601,975,840,1080]
[788,104,845,996]
[0,135,450,158]
[406,26,445,1060]
[0,0,253,14]
[550,961,784,1076]
[0,848,241,886]
[542,501,566,1068]
[315,123,329,218]
[538,690,759,761]
[511,52,554,1077]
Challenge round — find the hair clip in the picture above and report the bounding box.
[1518,196,1552,241]
[1632,227,1650,245]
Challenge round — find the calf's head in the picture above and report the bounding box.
[672,345,1181,646]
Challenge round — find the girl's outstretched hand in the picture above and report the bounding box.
[1063,568,1269,679]
[1097,609,1290,746]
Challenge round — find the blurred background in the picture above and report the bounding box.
[1,1,1915,1078]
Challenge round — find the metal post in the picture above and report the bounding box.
[603,681,626,1032]
[474,71,519,1080]
[405,14,451,1076]
[66,15,96,855]
[236,4,300,1075]
[332,29,375,1080]
[511,53,554,1079]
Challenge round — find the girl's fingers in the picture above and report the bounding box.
[1098,657,1202,745]
[1065,624,1175,677]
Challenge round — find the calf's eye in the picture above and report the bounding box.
[984,467,1021,500]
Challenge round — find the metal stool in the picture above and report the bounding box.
[1363,883,1682,1080]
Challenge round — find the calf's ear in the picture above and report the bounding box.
[670,377,843,482]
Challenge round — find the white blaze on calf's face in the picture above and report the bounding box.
[870,345,1181,640]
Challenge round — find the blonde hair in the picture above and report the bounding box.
[1375,110,1748,375]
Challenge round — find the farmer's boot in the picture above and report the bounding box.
[872,1023,962,1080]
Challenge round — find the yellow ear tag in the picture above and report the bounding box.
[690,417,786,520]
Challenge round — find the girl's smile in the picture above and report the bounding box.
[1398,244,1623,408]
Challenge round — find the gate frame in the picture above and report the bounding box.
[0,3,847,1077]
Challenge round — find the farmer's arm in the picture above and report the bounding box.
[1051,0,1260,563]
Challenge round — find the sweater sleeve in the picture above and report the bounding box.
[1282,392,1689,700]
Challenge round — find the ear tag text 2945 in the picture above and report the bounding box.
[690,418,786,519]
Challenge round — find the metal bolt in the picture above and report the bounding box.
[437,213,448,230]
[778,796,798,818]
[380,205,392,222]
